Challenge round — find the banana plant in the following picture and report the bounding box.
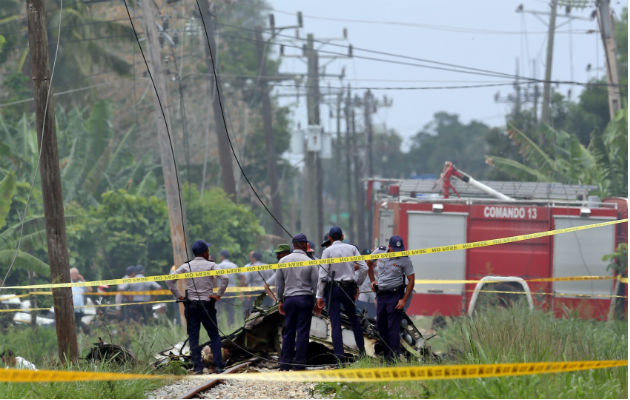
[486,108,628,198]
[0,172,49,281]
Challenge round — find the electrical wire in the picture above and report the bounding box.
[270,8,595,35]
[0,81,114,108]
[1,0,64,288]
[194,1,292,239]
[216,29,626,89]
[122,0,323,370]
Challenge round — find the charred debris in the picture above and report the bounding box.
[153,295,439,371]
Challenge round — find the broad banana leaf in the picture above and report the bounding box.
[0,249,49,278]
[0,172,16,229]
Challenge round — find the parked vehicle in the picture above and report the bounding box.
[369,162,628,320]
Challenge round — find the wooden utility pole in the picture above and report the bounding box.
[335,91,343,225]
[363,90,374,247]
[25,0,78,363]
[541,0,558,125]
[344,86,356,242]
[255,27,283,237]
[198,0,236,198]
[302,34,321,243]
[597,0,621,119]
[351,107,367,250]
[139,0,188,324]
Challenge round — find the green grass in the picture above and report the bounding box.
[0,305,252,399]
[316,305,628,398]
[0,320,186,398]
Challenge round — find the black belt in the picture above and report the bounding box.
[376,286,404,296]
[327,280,356,290]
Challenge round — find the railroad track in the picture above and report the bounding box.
[182,361,253,399]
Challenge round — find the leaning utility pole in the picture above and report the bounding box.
[25,0,78,363]
[597,0,621,119]
[139,0,188,324]
[541,0,558,125]
[302,33,321,243]
[255,27,282,237]
[198,0,236,198]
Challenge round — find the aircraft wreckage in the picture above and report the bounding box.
[153,295,439,370]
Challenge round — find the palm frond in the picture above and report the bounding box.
[0,249,49,277]
[505,123,556,173]
[485,155,551,181]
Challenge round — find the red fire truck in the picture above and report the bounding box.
[369,162,628,320]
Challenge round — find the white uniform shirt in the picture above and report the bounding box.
[219,259,241,286]
[71,282,86,308]
[317,241,368,299]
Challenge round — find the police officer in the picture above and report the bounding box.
[368,235,415,361]
[115,265,137,321]
[218,249,242,327]
[276,234,319,370]
[243,251,274,312]
[356,246,387,318]
[315,226,368,359]
[126,264,162,323]
[166,240,228,374]
[265,244,291,294]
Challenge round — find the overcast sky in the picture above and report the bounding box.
[269,0,626,150]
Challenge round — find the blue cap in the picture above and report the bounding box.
[220,249,230,258]
[192,240,210,256]
[329,226,343,240]
[135,264,145,273]
[389,235,405,251]
[251,251,262,261]
[292,233,308,243]
[125,265,137,275]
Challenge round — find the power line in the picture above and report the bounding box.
[219,30,625,89]
[270,8,597,35]
[194,1,292,238]
[270,82,523,91]
[0,82,114,108]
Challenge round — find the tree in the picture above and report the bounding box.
[0,172,49,287]
[406,112,492,178]
[486,107,627,198]
[0,0,132,95]
[371,124,407,179]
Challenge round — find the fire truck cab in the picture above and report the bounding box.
[370,164,627,320]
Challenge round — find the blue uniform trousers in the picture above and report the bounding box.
[376,290,404,360]
[325,285,365,357]
[280,295,314,370]
[184,299,224,372]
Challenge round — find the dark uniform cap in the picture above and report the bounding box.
[192,240,210,256]
[389,235,405,251]
[125,265,137,275]
[292,233,308,243]
[328,226,343,238]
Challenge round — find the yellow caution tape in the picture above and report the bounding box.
[0,359,626,383]
[414,275,629,285]
[0,369,172,383]
[413,287,628,299]
[1,219,626,291]
[0,292,267,313]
